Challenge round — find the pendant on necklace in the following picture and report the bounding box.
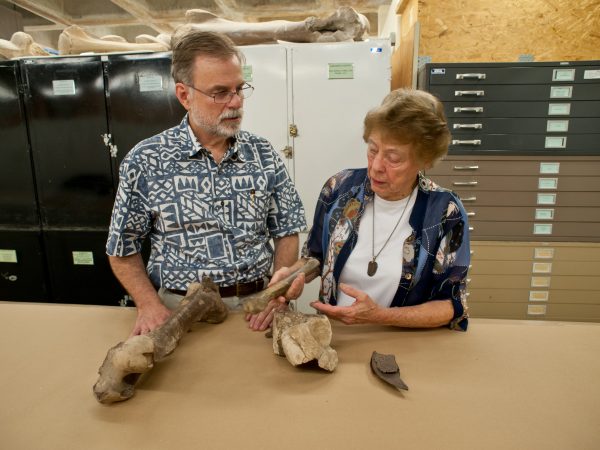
[367,260,378,277]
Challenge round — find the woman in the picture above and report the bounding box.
[248,88,470,331]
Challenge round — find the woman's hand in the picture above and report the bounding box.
[310,283,381,325]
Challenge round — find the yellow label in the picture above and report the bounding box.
[534,248,555,259]
[529,291,549,302]
[72,251,94,266]
[0,249,18,263]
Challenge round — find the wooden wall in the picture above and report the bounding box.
[418,0,600,62]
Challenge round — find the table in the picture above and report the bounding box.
[0,301,598,450]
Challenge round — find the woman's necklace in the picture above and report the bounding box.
[367,187,416,277]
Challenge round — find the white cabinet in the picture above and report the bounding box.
[240,40,392,310]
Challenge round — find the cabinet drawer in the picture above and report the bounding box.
[455,190,600,207]
[428,158,600,176]
[430,84,600,101]
[449,118,600,134]
[468,288,600,304]
[427,64,600,85]
[471,241,600,262]
[468,302,527,319]
[469,275,599,290]
[470,220,599,240]
[443,101,600,118]
[465,206,600,222]
[470,260,600,276]
[448,133,599,154]
[432,175,600,191]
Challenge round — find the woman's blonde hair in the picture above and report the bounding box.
[363,88,451,168]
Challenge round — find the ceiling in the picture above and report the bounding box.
[1,0,390,49]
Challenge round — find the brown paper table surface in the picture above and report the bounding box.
[0,301,599,450]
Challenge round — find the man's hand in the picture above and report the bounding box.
[310,283,380,325]
[130,302,172,336]
[245,266,305,331]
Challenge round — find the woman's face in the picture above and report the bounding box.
[366,130,422,201]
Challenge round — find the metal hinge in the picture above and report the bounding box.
[281,145,293,159]
[101,133,119,158]
[289,124,298,137]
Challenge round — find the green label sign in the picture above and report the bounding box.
[328,63,354,79]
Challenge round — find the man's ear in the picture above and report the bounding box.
[175,83,192,111]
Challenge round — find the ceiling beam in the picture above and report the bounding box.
[214,0,245,22]
[110,0,175,34]
[6,0,72,26]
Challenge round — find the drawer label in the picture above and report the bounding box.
[242,65,253,82]
[548,103,571,115]
[552,68,575,81]
[550,86,573,98]
[537,193,556,205]
[544,136,567,148]
[533,262,552,273]
[72,251,94,266]
[534,248,555,259]
[535,208,554,220]
[531,276,551,287]
[138,74,163,92]
[538,178,558,189]
[431,68,446,74]
[529,291,549,302]
[546,120,569,132]
[533,223,553,235]
[52,79,76,96]
[527,304,547,315]
[539,162,560,174]
[583,69,600,79]
[0,249,18,263]
[328,63,354,79]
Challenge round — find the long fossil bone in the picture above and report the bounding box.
[93,278,227,404]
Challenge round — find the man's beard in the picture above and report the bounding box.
[191,107,243,138]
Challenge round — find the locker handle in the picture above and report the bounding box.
[461,197,477,202]
[455,90,485,97]
[454,106,484,113]
[456,73,486,80]
[453,165,479,170]
[453,123,482,130]
[452,139,481,146]
[453,181,478,186]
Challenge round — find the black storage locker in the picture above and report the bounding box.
[20,56,115,228]
[104,52,186,172]
[0,60,49,301]
[0,229,48,300]
[43,229,126,305]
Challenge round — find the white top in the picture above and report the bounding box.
[337,187,417,308]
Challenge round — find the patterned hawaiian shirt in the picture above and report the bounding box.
[303,169,470,331]
[107,115,307,290]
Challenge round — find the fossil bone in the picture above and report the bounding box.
[0,32,50,60]
[93,278,227,404]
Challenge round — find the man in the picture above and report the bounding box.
[106,31,306,336]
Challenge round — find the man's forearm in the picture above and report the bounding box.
[108,254,161,309]
[272,234,299,272]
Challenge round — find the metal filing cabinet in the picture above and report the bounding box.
[0,60,49,300]
[20,56,121,304]
[419,60,600,322]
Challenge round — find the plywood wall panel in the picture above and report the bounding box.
[418,0,600,62]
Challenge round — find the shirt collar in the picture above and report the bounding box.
[183,114,245,162]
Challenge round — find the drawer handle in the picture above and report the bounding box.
[453,123,483,129]
[454,106,483,113]
[467,212,476,217]
[452,139,481,145]
[453,181,478,186]
[469,227,474,231]
[461,196,477,202]
[456,73,486,80]
[455,90,485,97]
[453,165,479,170]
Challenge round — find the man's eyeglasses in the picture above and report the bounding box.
[185,82,254,104]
